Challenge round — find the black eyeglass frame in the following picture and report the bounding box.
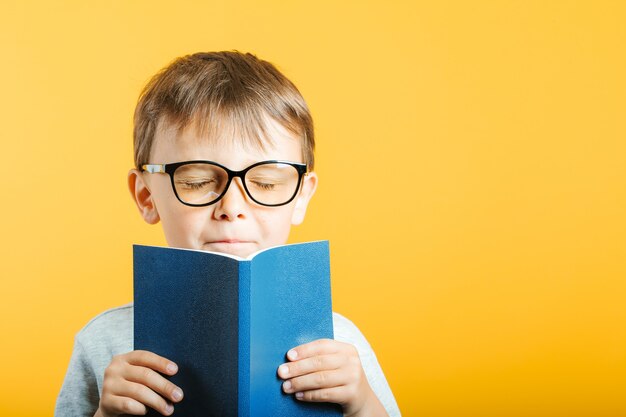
[142,159,308,207]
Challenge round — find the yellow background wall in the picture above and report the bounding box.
[1,1,624,416]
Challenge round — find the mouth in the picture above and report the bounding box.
[208,239,253,244]
[202,240,257,255]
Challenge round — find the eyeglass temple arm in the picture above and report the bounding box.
[142,164,166,173]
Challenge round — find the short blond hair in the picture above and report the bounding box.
[133,51,315,169]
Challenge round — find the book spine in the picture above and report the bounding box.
[238,261,251,417]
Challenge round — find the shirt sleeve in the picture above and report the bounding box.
[54,335,100,417]
[333,312,402,417]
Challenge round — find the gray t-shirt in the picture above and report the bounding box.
[55,304,401,416]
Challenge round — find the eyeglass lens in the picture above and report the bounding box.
[172,162,301,206]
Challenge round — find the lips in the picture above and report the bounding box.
[202,240,257,257]
[208,239,252,244]
[203,239,256,249]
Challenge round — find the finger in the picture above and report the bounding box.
[294,386,353,404]
[124,364,184,403]
[282,369,346,394]
[107,394,148,415]
[286,339,340,361]
[116,380,175,416]
[277,354,343,379]
[125,350,179,376]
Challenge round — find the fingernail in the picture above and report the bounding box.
[283,380,292,392]
[165,403,174,414]
[287,349,298,360]
[172,388,183,401]
[278,365,289,377]
[295,392,304,400]
[166,363,178,373]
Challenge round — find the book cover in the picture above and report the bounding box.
[133,240,343,417]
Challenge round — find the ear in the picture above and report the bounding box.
[291,171,318,226]
[128,168,160,225]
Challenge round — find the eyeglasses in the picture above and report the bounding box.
[142,160,308,207]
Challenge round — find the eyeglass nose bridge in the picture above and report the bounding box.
[215,169,251,204]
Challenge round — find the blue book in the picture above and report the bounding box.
[133,240,343,417]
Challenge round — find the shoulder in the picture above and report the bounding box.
[332,311,373,355]
[79,302,134,336]
[76,302,134,357]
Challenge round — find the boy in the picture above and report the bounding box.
[56,51,400,417]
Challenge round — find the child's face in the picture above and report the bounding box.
[128,119,317,258]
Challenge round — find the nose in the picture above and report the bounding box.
[212,177,249,220]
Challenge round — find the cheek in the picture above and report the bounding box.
[256,207,295,245]
[161,205,211,248]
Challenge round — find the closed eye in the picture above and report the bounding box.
[250,181,277,190]
[176,178,217,190]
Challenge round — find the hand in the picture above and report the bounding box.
[94,350,184,417]
[277,339,388,417]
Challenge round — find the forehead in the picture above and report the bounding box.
[151,115,304,167]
